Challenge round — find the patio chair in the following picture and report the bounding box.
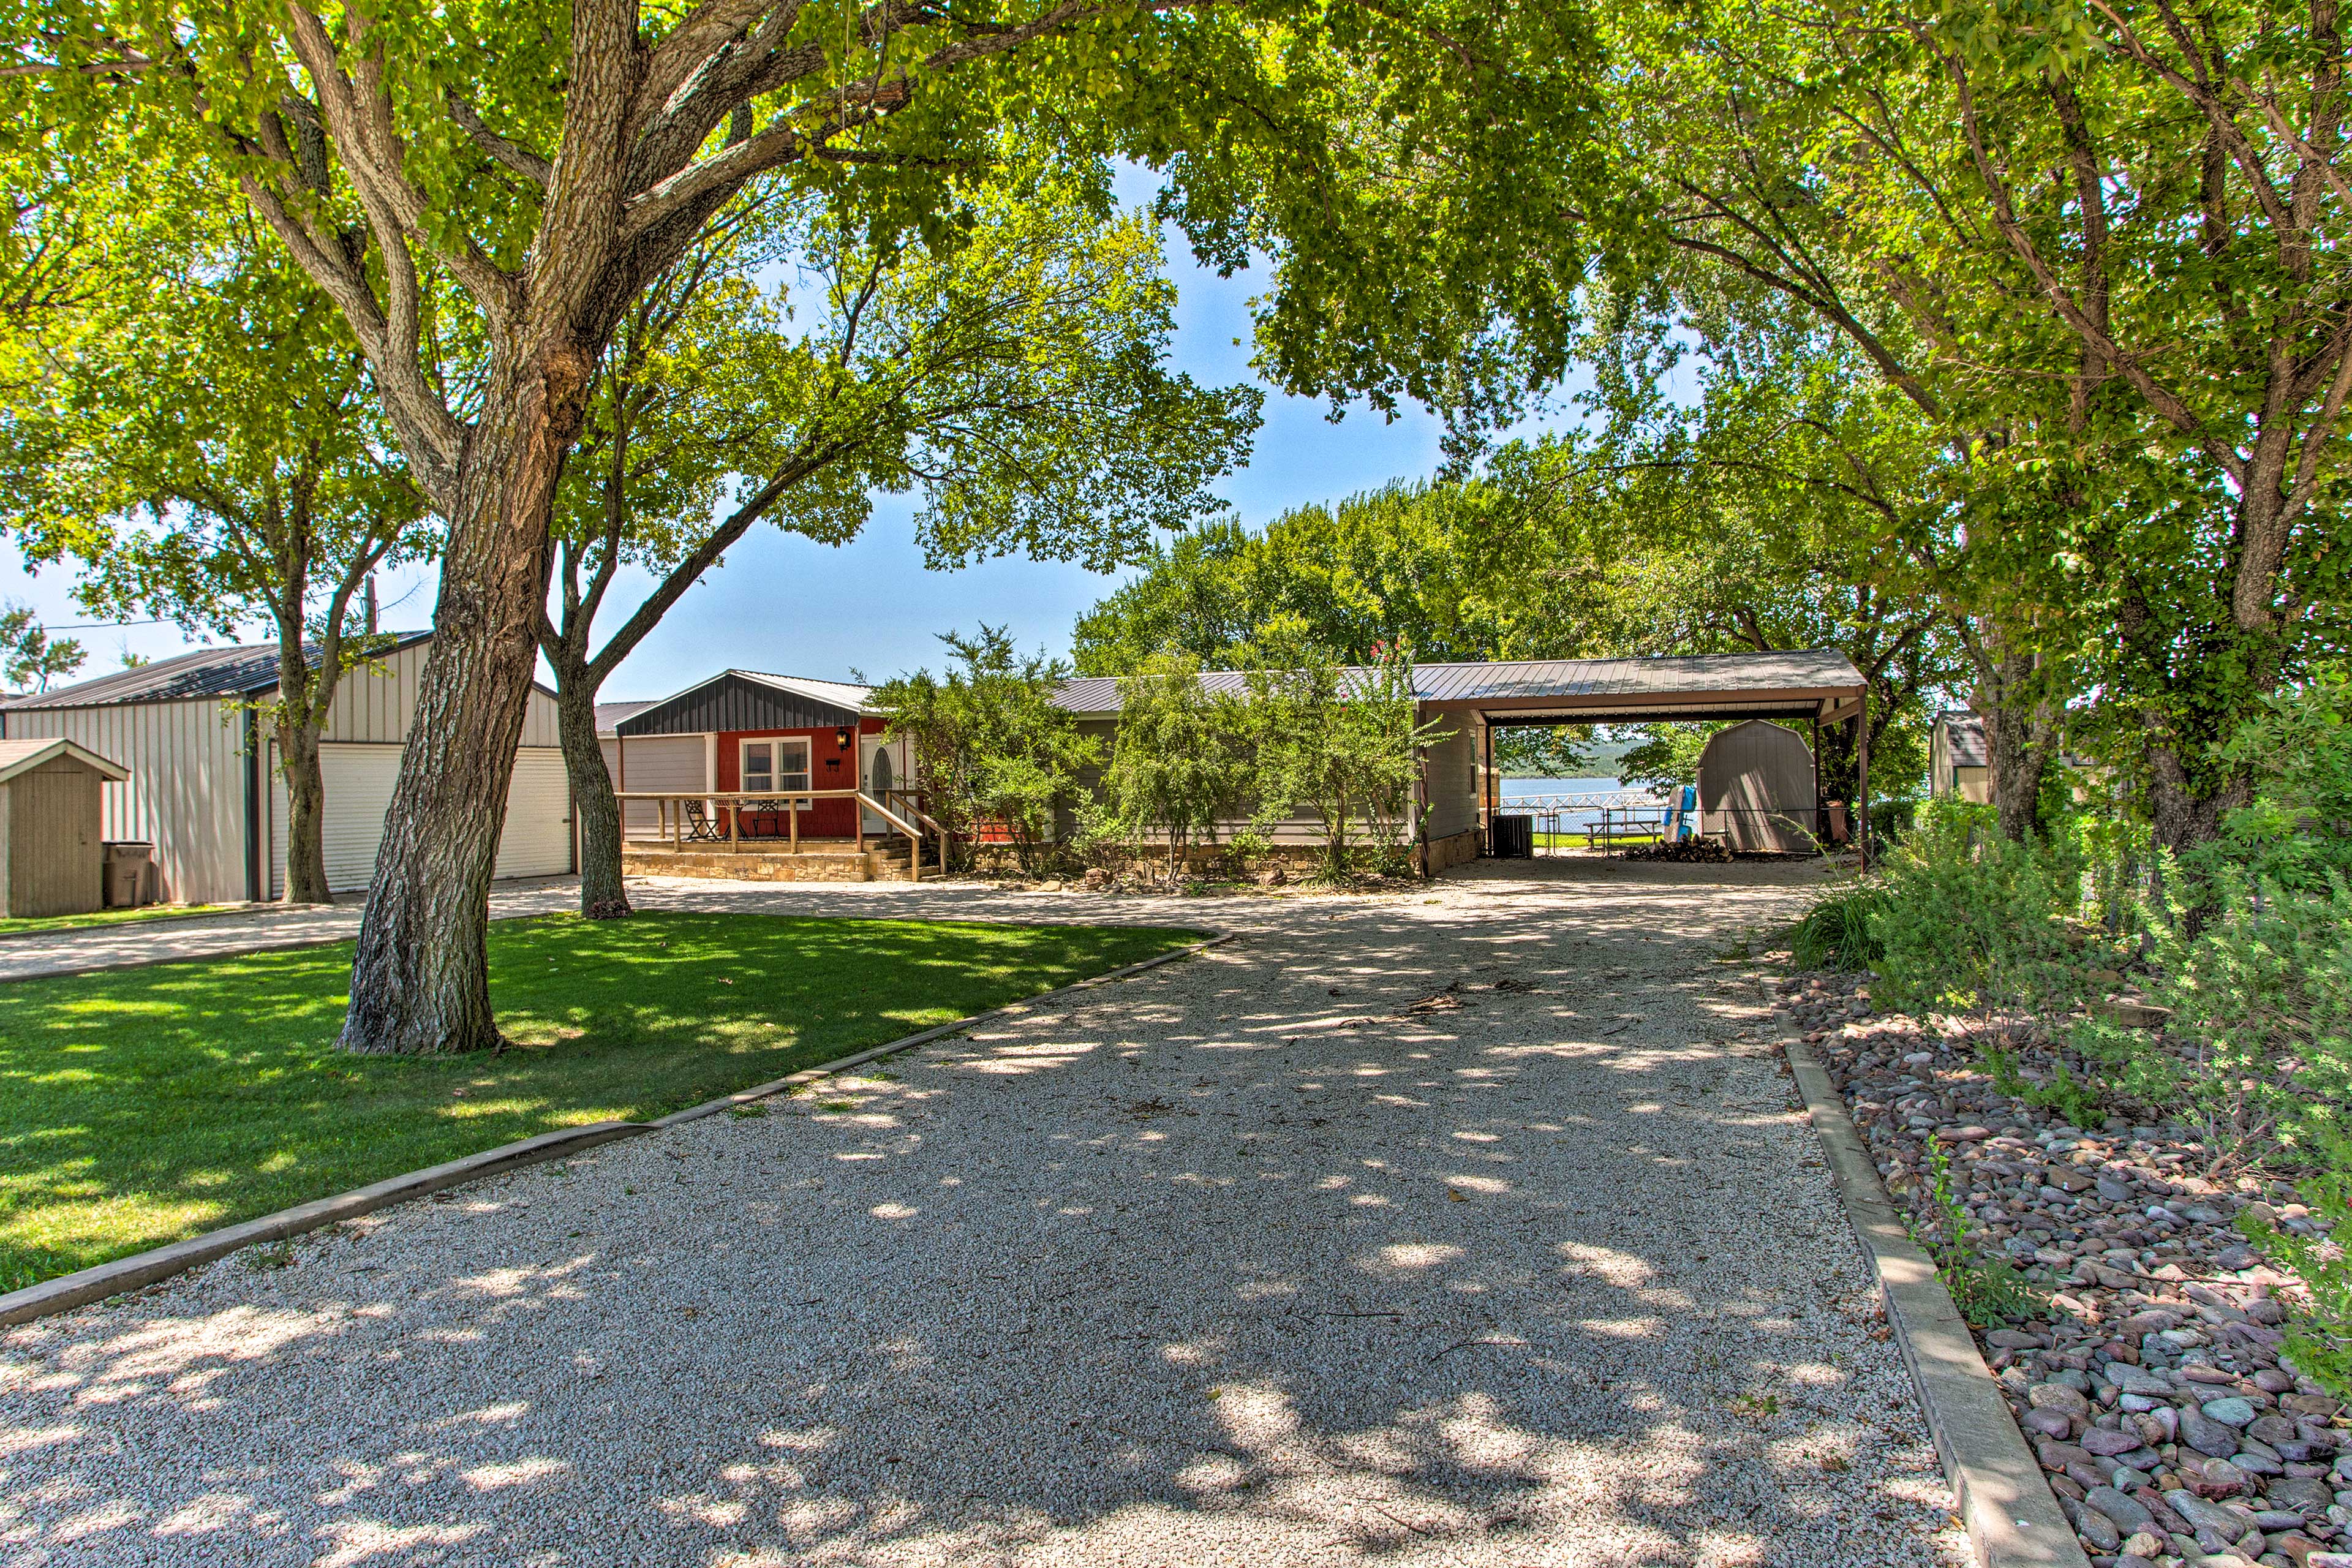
[682,798,725,843]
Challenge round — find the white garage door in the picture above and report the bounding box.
[604,734,708,836]
[271,745,574,895]
[494,750,575,878]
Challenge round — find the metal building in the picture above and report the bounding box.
[0,635,572,903]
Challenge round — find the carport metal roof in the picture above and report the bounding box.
[1054,649,1868,726]
[1419,650,1867,726]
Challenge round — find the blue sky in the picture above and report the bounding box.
[0,211,1488,703]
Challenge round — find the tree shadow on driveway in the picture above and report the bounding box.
[0,866,1967,1567]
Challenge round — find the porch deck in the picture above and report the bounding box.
[615,787,944,883]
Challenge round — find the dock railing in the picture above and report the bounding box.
[612,788,943,881]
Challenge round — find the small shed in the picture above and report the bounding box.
[1696,720,1820,853]
[0,738,129,916]
[1931,710,1991,802]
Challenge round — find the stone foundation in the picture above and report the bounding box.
[621,846,914,883]
[1420,826,1482,875]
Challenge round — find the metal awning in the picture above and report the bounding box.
[1055,650,1869,723]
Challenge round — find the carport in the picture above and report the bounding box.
[1410,650,1874,867]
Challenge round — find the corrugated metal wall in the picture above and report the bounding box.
[2,649,567,906]
[2,699,252,904]
[1420,715,1477,840]
[323,641,562,747]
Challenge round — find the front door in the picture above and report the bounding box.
[861,736,898,835]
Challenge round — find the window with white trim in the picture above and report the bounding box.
[741,737,812,795]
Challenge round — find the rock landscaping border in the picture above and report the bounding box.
[1782,1019,2094,1568]
[0,930,1230,1327]
[1773,967,2352,1568]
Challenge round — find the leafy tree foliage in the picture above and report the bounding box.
[0,190,426,903]
[872,627,1100,874]
[0,601,80,692]
[1248,631,1446,878]
[540,162,1257,913]
[1097,652,1257,880]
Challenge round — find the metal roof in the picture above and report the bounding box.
[0,737,129,783]
[1411,649,1864,704]
[1055,650,1868,717]
[595,699,655,734]
[1937,710,1988,768]
[2,631,435,709]
[612,669,879,737]
[736,671,877,713]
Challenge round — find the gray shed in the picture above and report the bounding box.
[1696,720,1820,853]
[0,738,130,916]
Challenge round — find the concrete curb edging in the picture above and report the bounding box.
[0,930,1232,1329]
[1771,998,2092,1568]
[0,1121,652,1327]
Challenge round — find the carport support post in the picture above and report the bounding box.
[1810,717,1822,850]
[1480,720,1494,851]
[1856,694,1871,873]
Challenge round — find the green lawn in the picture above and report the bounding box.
[0,911,1196,1291]
[0,903,243,938]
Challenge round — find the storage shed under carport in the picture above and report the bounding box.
[0,635,574,903]
[1697,719,1820,851]
[0,737,129,916]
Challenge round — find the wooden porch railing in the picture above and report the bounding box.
[612,788,945,881]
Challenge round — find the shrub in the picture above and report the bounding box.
[1913,1140,2036,1327]
[1097,652,1256,883]
[2242,1138,2352,1401]
[2069,863,2352,1157]
[1868,799,2082,1020]
[873,627,1101,873]
[1248,632,1446,882]
[1790,882,1887,970]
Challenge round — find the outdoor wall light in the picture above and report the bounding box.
[835,726,852,748]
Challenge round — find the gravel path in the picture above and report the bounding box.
[0,860,1967,1567]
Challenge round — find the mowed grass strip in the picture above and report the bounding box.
[0,903,243,939]
[0,911,1197,1291]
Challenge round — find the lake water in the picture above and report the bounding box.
[1499,777,1668,834]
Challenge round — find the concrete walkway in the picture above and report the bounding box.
[0,878,587,982]
[0,861,1966,1567]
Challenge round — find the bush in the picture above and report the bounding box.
[1868,799,2085,1020]
[2242,1150,2352,1400]
[1789,882,1887,970]
[872,627,1101,873]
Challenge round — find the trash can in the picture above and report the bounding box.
[102,842,155,908]
[1490,815,1534,859]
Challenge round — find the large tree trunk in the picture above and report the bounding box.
[339,345,590,1055]
[279,720,333,905]
[553,666,631,917]
[1962,625,2056,842]
[1983,671,2055,842]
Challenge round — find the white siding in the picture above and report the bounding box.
[322,639,562,747]
[1420,715,1478,841]
[4,699,252,905]
[271,743,573,895]
[603,734,709,836]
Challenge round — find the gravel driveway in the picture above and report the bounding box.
[0,860,1967,1567]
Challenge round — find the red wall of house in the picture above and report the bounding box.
[715,718,888,840]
